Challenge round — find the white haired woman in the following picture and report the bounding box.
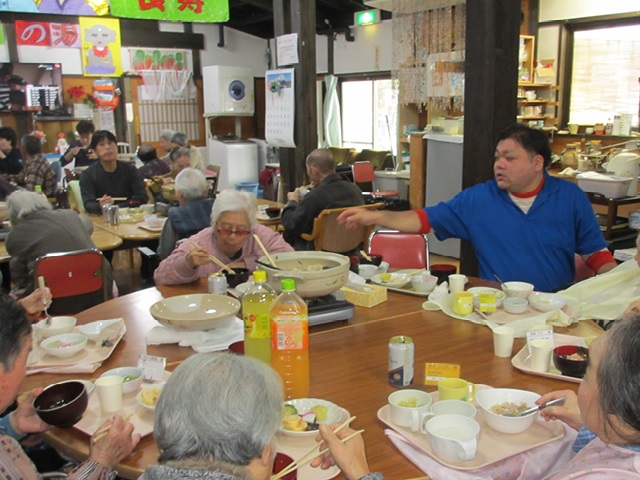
[154,189,293,285]
[139,353,282,479]
[157,168,214,259]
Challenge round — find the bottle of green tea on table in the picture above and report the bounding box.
[242,270,276,363]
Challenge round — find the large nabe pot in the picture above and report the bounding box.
[258,252,349,299]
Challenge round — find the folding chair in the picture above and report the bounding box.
[34,248,110,315]
[368,229,430,269]
[351,161,399,200]
[301,203,383,254]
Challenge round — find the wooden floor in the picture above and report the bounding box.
[111,250,461,296]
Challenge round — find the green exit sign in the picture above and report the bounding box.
[354,9,381,26]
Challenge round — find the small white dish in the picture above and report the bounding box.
[371,272,410,289]
[503,297,529,314]
[40,333,87,358]
[279,398,342,438]
[100,366,143,394]
[78,319,121,342]
[529,292,566,312]
[33,316,76,339]
[410,274,438,293]
[136,382,165,411]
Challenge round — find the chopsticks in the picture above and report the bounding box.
[404,268,426,277]
[359,250,372,262]
[92,413,134,443]
[253,234,277,268]
[190,242,234,274]
[98,197,127,201]
[272,416,361,480]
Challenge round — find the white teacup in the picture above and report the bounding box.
[419,400,478,433]
[388,389,433,432]
[425,414,480,464]
[448,274,468,293]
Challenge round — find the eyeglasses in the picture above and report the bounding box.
[216,228,251,237]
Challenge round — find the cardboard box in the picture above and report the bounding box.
[340,284,387,308]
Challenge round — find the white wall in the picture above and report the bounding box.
[334,20,392,74]
[540,0,640,22]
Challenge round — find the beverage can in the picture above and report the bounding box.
[208,273,227,295]
[389,336,414,386]
[108,205,119,225]
[102,203,113,221]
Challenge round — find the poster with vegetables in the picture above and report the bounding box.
[129,48,187,72]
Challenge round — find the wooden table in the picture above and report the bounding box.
[0,229,123,264]
[91,215,162,242]
[21,280,602,479]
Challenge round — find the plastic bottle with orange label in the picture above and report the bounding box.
[270,278,310,399]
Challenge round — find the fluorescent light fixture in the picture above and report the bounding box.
[354,9,381,26]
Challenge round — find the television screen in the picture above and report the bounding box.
[0,62,63,113]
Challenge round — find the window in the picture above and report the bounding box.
[569,24,640,129]
[341,78,397,151]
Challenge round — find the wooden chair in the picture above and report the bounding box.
[368,229,430,269]
[66,180,85,214]
[34,248,110,315]
[301,203,383,253]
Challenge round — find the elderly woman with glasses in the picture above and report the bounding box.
[154,189,293,286]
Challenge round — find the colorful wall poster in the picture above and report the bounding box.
[265,69,296,148]
[0,0,107,15]
[80,17,122,77]
[15,20,50,46]
[129,48,187,72]
[110,0,229,23]
[50,23,81,48]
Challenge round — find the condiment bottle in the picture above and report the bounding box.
[242,270,276,364]
[270,279,310,399]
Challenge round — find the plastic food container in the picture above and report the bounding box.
[576,173,633,199]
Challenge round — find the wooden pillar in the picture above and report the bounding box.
[460,0,520,276]
[273,0,318,196]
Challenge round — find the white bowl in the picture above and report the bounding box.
[150,294,240,331]
[100,367,143,394]
[358,264,379,280]
[529,292,566,312]
[279,398,342,437]
[41,333,87,358]
[501,281,534,299]
[144,214,164,229]
[475,388,540,434]
[371,272,410,289]
[46,379,94,397]
[33,316,76,339]
[410,274,438,293]
[77,319,122,342]
[503,297,529,314]
[467,287,506,308]
[136,382,165,411]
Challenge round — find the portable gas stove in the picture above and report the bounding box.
[307,294,354,326]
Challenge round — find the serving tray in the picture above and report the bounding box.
[511,333,588,384]
[377,385,564,470]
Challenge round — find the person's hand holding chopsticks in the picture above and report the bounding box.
[186,243,213,269]
[90,414,140,469]
[311,424,371,480]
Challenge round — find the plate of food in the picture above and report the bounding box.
[136,382,165,411]
[371,272,410,289]
[279,398,342,438]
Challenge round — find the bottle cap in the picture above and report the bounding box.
[253,270,267,282]
[281,278,296,291]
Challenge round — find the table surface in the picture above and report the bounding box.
[21,279,602,480]
[0,228,123,264]
[91,215,162,242]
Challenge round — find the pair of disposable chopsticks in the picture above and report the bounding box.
[97,197,127,201]
[359,250,372,262]
[253,234,277,268]
[92,413,134,443]
[404,268,426,277]
[190,242,235,274]
[272,416,363,480]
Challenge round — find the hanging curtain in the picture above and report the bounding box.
[322,75,342,147]
[140,70,195,101]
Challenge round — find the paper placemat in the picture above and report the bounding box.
[377,385,564,470]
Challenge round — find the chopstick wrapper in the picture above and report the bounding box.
[385,425,576,480]
[27,363,100,376]
[146,317,244,352]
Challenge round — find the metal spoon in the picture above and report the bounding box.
[37,276,51,326]
[493,273,507,289]
[518,396,566,417]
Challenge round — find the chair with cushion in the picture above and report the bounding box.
[352,161,399,200]
[329,147,357,165]
[368,229,430,269]
[353,149,392,170]
[34,248,110,315]
[301,203,383,254]
[66,180,85,214]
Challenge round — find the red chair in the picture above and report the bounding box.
[351,161,399,199]
[34,248,110,315]
[368,229,430,269]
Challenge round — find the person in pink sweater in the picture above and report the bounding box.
[154,189,293,285]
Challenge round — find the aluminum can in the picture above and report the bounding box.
[388,336,414,386]
[108,205,119,225]
[208,273,227,295]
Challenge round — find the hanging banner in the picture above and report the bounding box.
[15,20,50,46]
[80,17,122,77]
[110,0,229,23]
[265,69,296,148]
[0,0,107,15]
[129,48,188,72]
[50,23,81,48]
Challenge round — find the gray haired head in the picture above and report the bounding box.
[154,353,283,466]
[175,168,207,201]
[210,189,256,229]
[7,190,52,225]
[171,132,188,146]
[170,146,190,163]
[159,129,174,143]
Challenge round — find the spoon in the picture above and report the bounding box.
[518,396,566,417]
[493,273,507,289]
[37,276,51,326]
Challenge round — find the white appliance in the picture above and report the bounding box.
[208,137,258,191]
[202,66,254,116]
[606,151,640,196]
[424,133,463,258]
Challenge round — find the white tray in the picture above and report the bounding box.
[274,408,350,480]
[377,385,564,470]
[370,270,433,297]
[511,333,588,384]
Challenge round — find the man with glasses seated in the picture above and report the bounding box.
[154,189,293,286]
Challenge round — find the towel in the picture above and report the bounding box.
[146,317,244,353]
[385,423,577,480]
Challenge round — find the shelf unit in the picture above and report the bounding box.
[517,82,559,127]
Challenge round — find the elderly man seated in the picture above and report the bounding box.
[170,131,202,170]
[154,189,293,285]
[157,168,214,259]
